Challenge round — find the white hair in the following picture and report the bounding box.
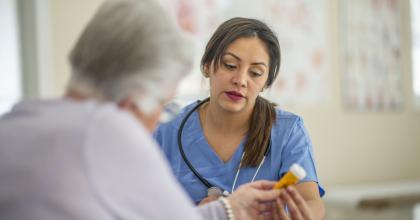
[67,0,192,106]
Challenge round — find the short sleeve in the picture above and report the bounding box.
[278,117,325,197]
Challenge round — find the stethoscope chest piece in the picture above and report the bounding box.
[207,187,223,197]
[207,187,229,197]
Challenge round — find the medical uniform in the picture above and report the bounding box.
[0,99,227,220]
[155,100,325,204]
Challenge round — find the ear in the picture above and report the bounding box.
[202,64,210,78]
[117,97,144,122]
[117,97,133,110]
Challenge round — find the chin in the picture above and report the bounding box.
[220,101,247,113]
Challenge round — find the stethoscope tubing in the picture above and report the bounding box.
[177,98,272,190]
[178,98,213,188]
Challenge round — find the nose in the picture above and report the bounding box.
[231,68,247,88]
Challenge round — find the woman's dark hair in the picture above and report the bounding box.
[201,17,281,167]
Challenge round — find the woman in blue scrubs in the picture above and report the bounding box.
[155,17,325,219]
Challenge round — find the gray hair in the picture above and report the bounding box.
[67,0,192,102]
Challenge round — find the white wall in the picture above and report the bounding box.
[0,0,22,114]
[45,0,420,186]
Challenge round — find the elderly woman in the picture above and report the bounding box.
[0,0,284,219]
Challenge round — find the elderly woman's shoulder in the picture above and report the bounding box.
[86,101,147,134]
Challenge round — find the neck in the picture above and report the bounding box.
[65,91,85,101]
[200,100,252,135]
[64,88,107,102]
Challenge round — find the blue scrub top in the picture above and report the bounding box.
[154,101,325,204]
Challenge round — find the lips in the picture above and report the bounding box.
[225,91,244,101]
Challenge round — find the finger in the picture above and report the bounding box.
[250,180,276,190]
[267,201,276,217]
[281,190,303,220]
[251,204,261,218]
[198,195,219,206]
[275,197,289,220]
[257,201,272,212]
[286,186,312,219]
[252,188,281,202]
[258,201,274,216]
[273,201,281,220]
[259,210,273,220]
[260,213,273,220]
[258,202,267,213]
[208,195,220,200]
[250,180,277,190]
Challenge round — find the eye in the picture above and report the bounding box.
[223,62,236,70]
[250,71,263,77]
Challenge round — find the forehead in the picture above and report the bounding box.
[223,37,269,63]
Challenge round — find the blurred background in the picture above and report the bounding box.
[0,0,419,219]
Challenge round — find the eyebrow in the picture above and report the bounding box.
[223,52,268,68]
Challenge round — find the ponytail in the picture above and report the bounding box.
[242,96,276,167]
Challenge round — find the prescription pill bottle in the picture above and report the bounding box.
[274,163,306,189]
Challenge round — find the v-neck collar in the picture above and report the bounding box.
[185,107,245,167]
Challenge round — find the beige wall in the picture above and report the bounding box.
[47,0,420,186]
[288,0,420,186]
[50,0,105,95]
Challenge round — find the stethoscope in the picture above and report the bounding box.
[177,98,272,197]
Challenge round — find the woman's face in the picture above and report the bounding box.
[207,37,269,114]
